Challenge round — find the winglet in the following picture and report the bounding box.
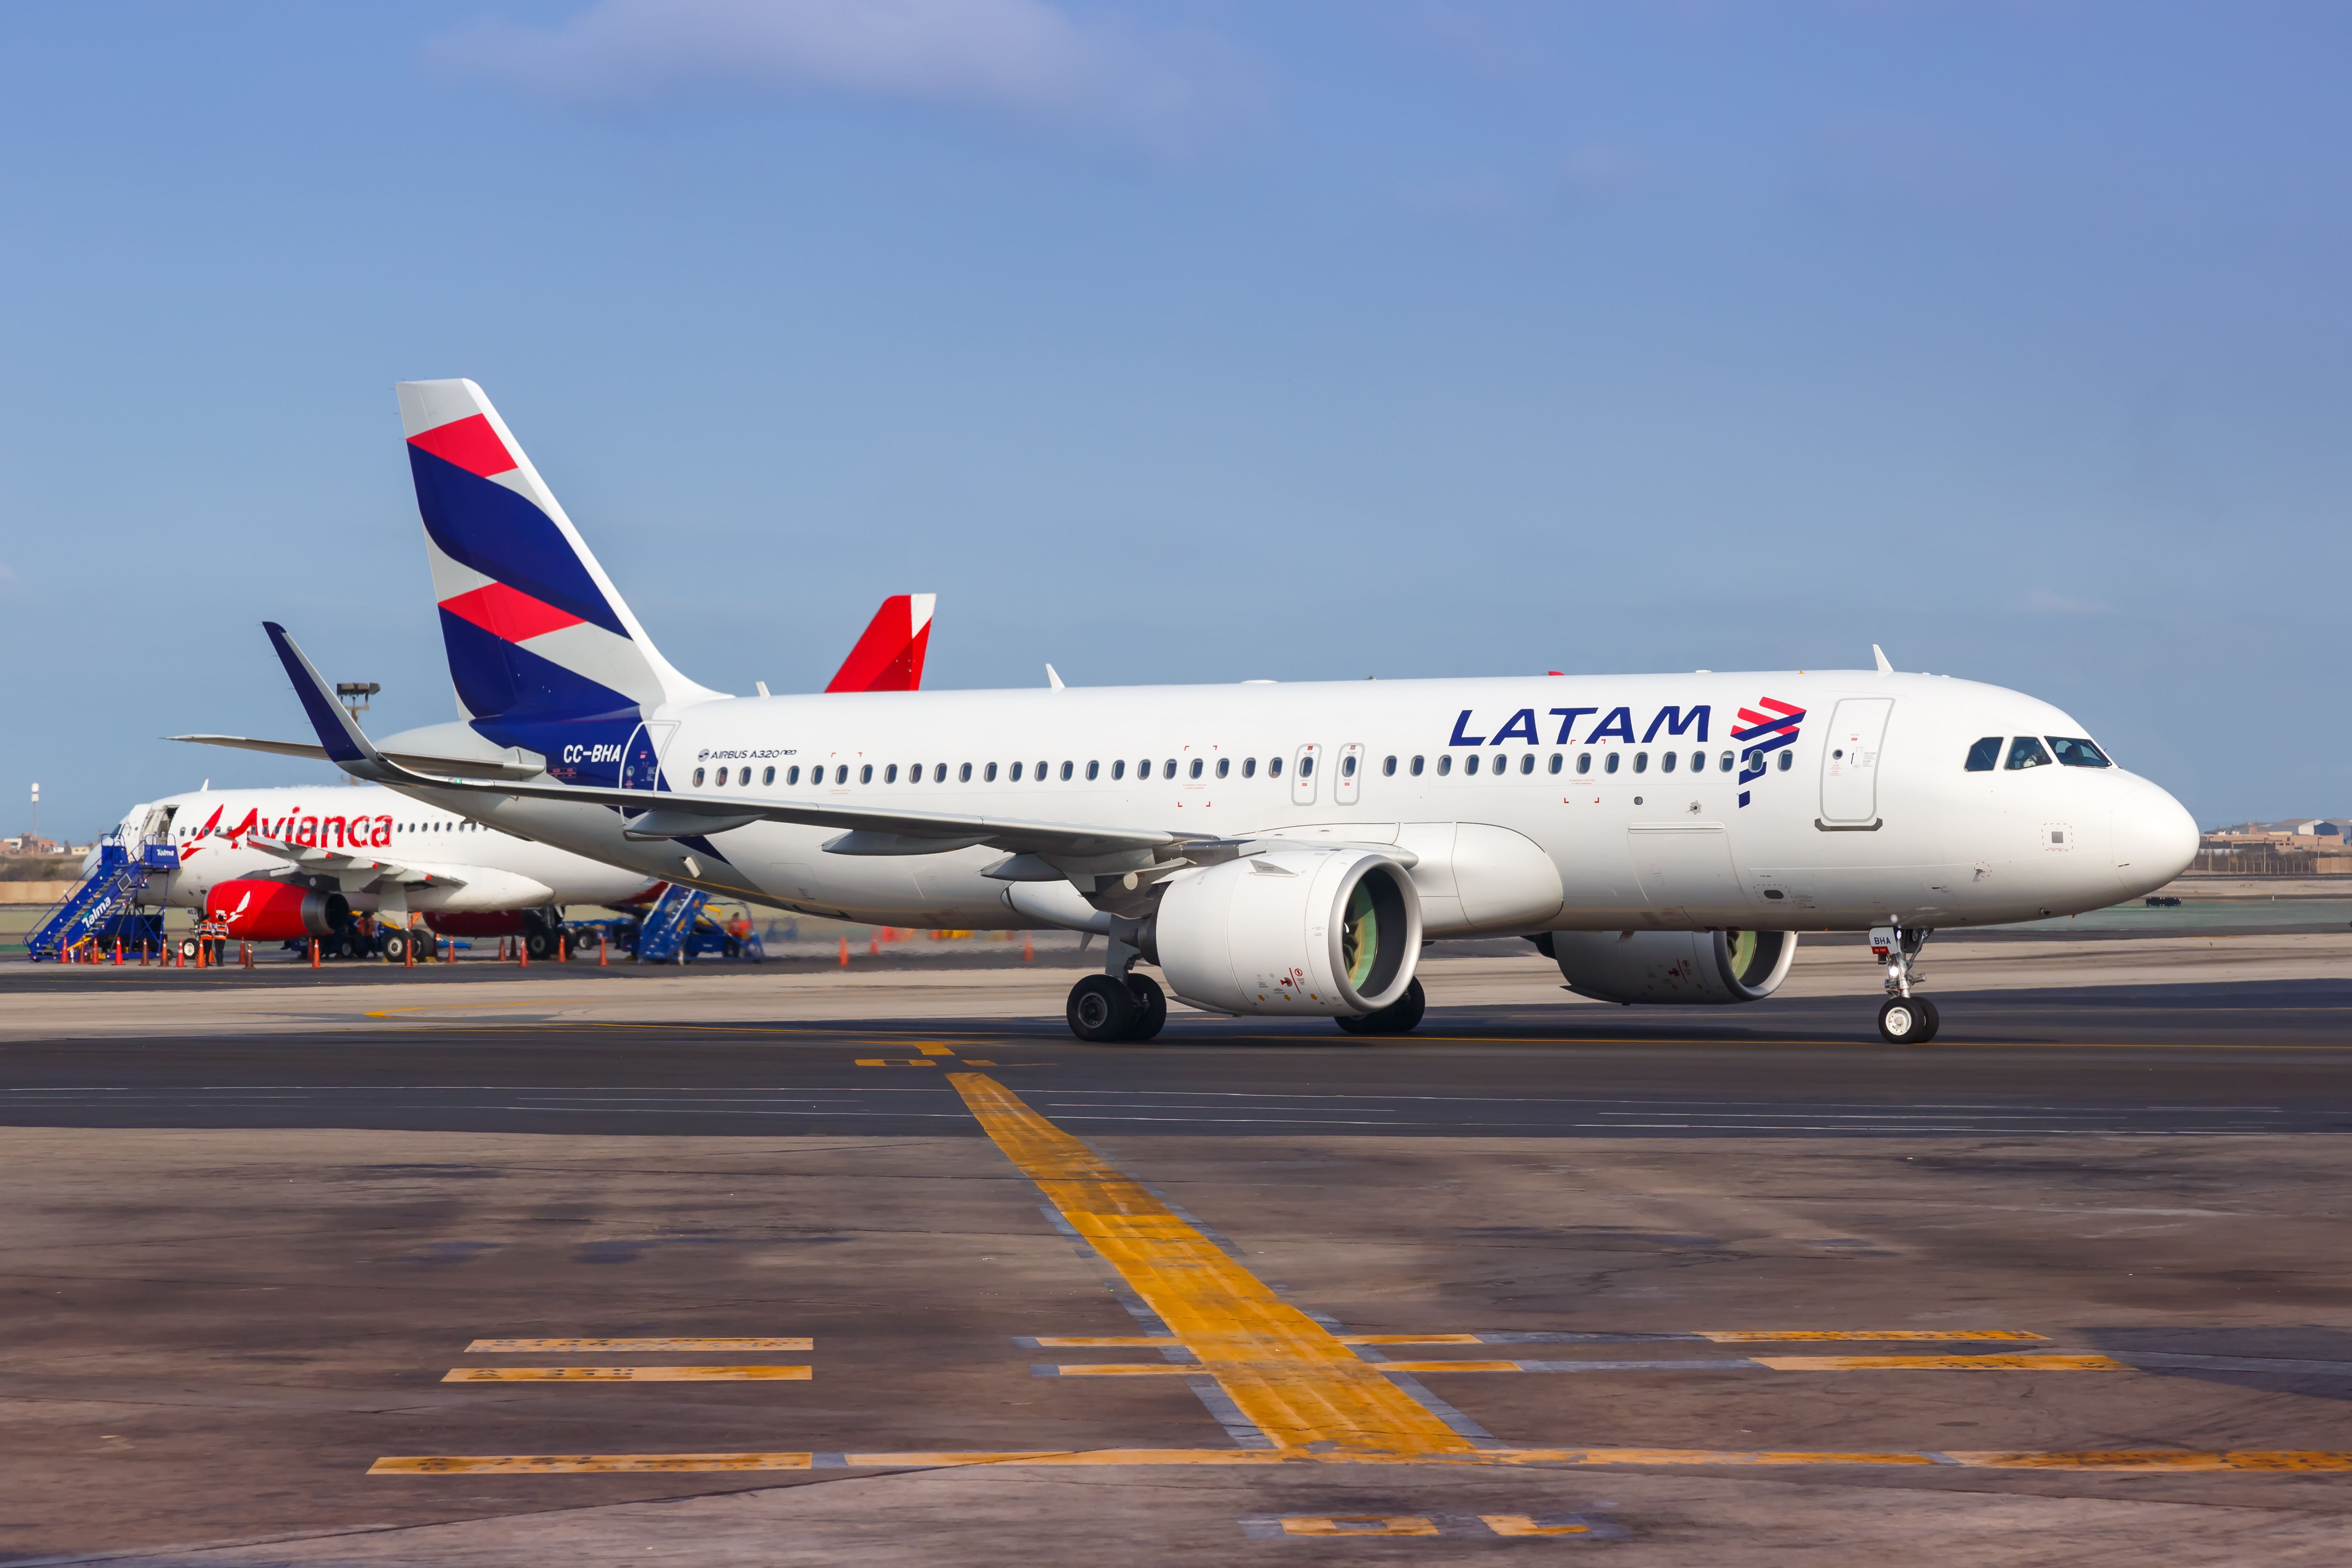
[1046,663,1065,690]
[1872,644,1893,675]
[261,622,394,778]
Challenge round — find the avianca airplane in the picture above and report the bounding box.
[207,379,2198,1041]
[151,594,936,958]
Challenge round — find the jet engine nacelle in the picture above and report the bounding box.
[1551,929,1798,1005]
[204,878,350,940]
[1151,849,1422,1017]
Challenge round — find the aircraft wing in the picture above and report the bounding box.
[243,835,469,890]
[260,622,1178,862]
[169,734,548,780]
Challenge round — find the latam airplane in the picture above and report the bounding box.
[205,379,2199,1042]
[149,595,936,958]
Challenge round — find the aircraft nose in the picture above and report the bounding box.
[2113,776,2199,896]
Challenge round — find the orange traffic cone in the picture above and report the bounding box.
[599,932,609,967]
[1022,931,1034,962]
[838,935,850,968]
[309,938,320,969]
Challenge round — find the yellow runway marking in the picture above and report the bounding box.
[1279,1516,1438,1537]
[1483,1514,1592,1536]
[1699,1330,2045,1342]
[917,1044,955,1056]
[372,1452,814,1474]
[377,1447,2352,1474]
[948,1071,1481,1457]
[1749,1354,2122,1372]
[442,1365,809,1382]
[466,1337,811,1352]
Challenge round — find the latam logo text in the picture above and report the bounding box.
[1730,699,1806,808]
[1449,706,1710,747]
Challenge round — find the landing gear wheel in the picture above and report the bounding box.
[524,929,557,961]
[1121,974,1168,1041]
[1334,976,1427,1036]
[1877,995,1939,1044]
[178,937,200,963]
[379,932,409,964]
[1067,974,1136,1042]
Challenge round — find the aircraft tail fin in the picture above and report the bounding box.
[397,379,719,733]
[826,594,935,693]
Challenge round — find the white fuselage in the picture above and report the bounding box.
[116,785,659,912]
[380,670,2198,933]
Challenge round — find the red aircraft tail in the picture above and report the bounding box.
[826,593,935,693]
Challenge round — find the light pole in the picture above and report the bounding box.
[335,684,380,785]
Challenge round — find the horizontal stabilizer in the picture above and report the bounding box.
[170,734,547,781]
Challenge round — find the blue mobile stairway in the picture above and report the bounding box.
[633,883,711,964]
[29,835,178,960]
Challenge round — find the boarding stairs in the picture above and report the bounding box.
[29,832,178,960]
[633,883,710,964]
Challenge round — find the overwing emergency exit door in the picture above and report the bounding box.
[1818,698,1892,826]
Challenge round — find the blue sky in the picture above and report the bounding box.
[2,1,2345,838]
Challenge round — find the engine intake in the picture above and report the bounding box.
[204,879,350,941]
[1151,849,1422,1016]
[1551,928,1797,1005]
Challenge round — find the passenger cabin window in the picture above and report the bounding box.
[1138,757,1152,778]
[1776,751,1792,772]
[1242,757,1256,777]
[1112,759,1126,780]
[1548,753,1561,774]
[860,764,874,784]
[1633,752,1649,773]
[934,764,946,782]
[2048,736,2111,768]
[1660,752,1677,773]
[763,766,775,785]
[1410,755,1424,775]
[1009,762,1023,781]
[1036,760,1048,779]
[1464,754,1479,775]
[2006,737,2054,771]
[984,762,998,782]
[1577,753,1591,775]
[1604,753,1619,775]
[1383,755,1397,776]
[884,764,898,783]
[1189,759,1203,780]
[1519,753,1534,775]
[1437,755,1452,776]
[1719,751,1733,772]
[693,767,706,786]
[787,766,800,785]
[1060,761,1074,781]
[1269,757,1283,778]
[1086,760,1100,780]
[1217,758,1230,778]
[1299,755,1314,777]
[1163,759,1178,780]
[1691,751,1705,772]
[1964,737,2002,772]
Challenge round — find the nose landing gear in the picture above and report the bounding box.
[1871,924,1938,1043]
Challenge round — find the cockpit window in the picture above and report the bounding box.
[2047,736,2111,768]
[2005,736,2054,771]
[1964,737,2002,772]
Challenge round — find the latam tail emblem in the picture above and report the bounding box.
[1731,698,1806,808]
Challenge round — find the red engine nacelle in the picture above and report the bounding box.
[423,911,528,938]
[204,879,350,940]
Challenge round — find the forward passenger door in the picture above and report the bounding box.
[1819,699,1892,826]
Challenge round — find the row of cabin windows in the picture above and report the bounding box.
[692,746,1797,790]
[696,756,1307,787]
[1963,735,2112,773]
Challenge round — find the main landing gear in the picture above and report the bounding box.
[1066,965,1168,1043]
[1871,924,1938,1043]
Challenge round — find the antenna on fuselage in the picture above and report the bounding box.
[1871,644,1893,674]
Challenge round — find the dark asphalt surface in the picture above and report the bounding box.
[4,979,2350,1138]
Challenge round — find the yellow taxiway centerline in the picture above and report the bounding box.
[466,1337,811,1352]
[442,1365,808,1382]
[947,1071,1483,1457]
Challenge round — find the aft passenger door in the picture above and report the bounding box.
[1819,699,1892,826]
[620,722,681,793]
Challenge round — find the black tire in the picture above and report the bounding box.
[179,937,200,962]
[1877,995,1933,1044]
[525,929,557,961]
[1122,974,1168,1041]
[380,932,409,964]
[1334,976,1427,1036]
[1910,997,1941,1043]
[1067,974,1136,1042]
